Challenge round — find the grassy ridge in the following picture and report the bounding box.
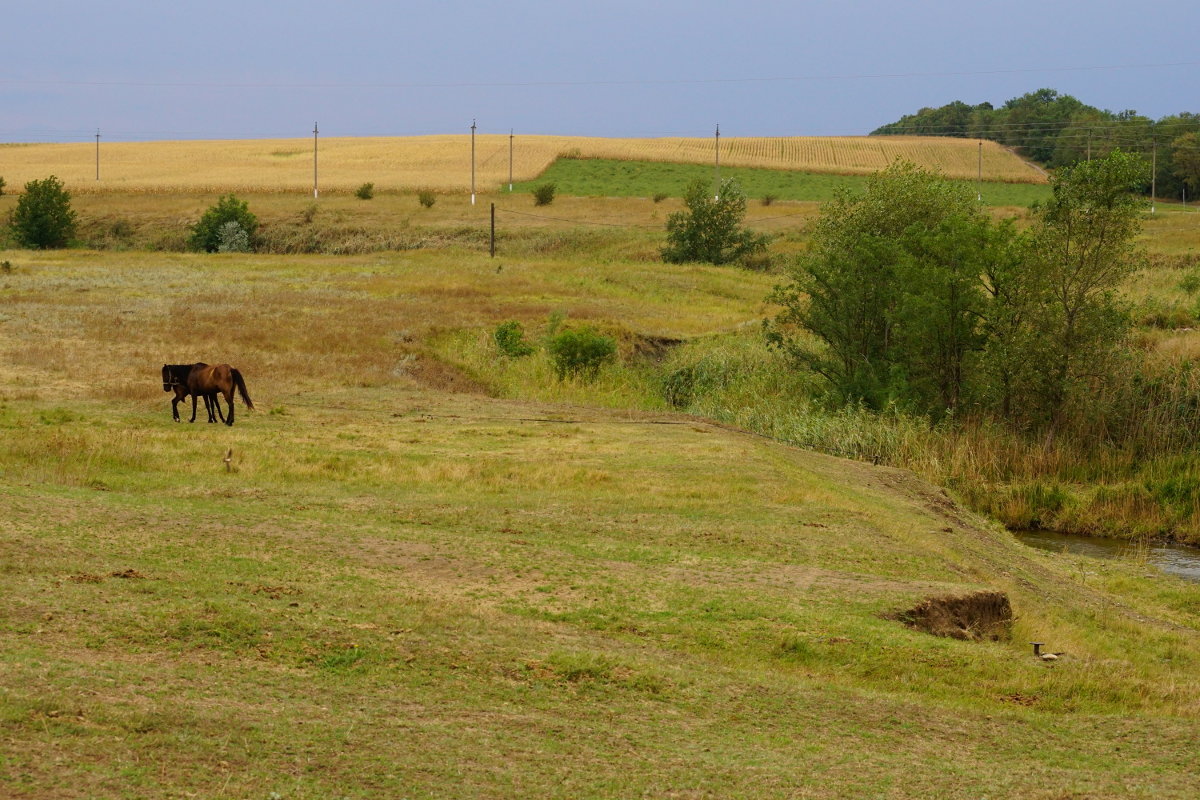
[3,250,1200,797]
[514,157,1054,206]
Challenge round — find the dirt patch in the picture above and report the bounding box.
[896,590,1012,641]
[403,353,493,395]
[110,569,147,580]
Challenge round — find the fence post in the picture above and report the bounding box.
[490,203,496,257]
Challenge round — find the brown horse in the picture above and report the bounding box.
[163,363,221,423]
[161,363,254,425]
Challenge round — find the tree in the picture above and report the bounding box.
[662,179,768,265]
[188,195,258,253]
[1018,150,1146,432]
[10,175,76,249]
[1171,133,1200,198]
[767,162,988,412]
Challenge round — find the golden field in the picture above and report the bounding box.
[0,134,1043,194]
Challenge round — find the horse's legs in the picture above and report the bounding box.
[189,394,199,423]
[224,388,235,426]
[209,393,227,423]
[202,394,215,423]
[171,395,181,422]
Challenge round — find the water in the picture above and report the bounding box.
[1015,529,1200,583]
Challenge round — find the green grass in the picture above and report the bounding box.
[511,157,1054,207]
[2,232,1200,796]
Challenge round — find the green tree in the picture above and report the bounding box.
[767,162,986,411]
[662,179,768,265]
[11,176,77,249]
[188,195,258,253]
[1171,133,1200,198]
[1018,150,1146,432]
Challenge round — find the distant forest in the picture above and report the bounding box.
[872,88,1200,199]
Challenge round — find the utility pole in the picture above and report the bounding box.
[313,122,319,199]
[95,129,100,181]
[509,129,514,192]
[977,140,982,203]
[714,123,721,200]
[470,119,477,206]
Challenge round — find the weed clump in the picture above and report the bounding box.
[494,320,534,358]
[418,189,437,208]
[532,183,557,206]
[355,182,375,200]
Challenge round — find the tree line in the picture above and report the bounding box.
[872,88,1200,201]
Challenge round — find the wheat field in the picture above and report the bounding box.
[0,134,1042,194]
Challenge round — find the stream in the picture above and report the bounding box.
[1014,529,1200,583]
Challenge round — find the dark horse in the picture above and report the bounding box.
[162,363,254,426]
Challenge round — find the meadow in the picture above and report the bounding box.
[512,158,1053,205]
[2,240,1200,797]
[1,138,1199,796]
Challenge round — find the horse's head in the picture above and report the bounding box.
[162,364,176,392]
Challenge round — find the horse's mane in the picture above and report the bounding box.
[165,363,205,380]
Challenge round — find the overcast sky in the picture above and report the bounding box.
[4,1,1197,142]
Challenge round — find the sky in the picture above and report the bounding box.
[3,1,1198,143]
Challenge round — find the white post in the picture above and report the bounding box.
[471,119,477,206]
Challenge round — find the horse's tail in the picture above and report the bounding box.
[232,368,255,410]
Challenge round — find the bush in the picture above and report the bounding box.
[216,220,251,253]
[188,195,258,253]
[532,183,557,206]
[10,175,76,249]
[0,176,6,196]
[494,320,534,357]
[547,327,616,380]
[652,192,668,203]
[418,189,437,209]
[355,182,374,200]
[662,179,768,265]
[761,194,777,206]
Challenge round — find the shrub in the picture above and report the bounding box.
[355,182,374,200]
[662,179,768,265]
[653,192,668,203]
[547,327,616,381]
[10,176,77,249]
[216,220,251,253]
[532,183,557,206]
[418,189,437,209]
[0,176,6,196]
[494,320,534,357]
[761,194,777,206]
[188,195,258,253]
[300,203,319,224]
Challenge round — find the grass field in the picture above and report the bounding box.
[512,158,1054,206]
[3,247,1200,798]
[0,134,1041,194]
